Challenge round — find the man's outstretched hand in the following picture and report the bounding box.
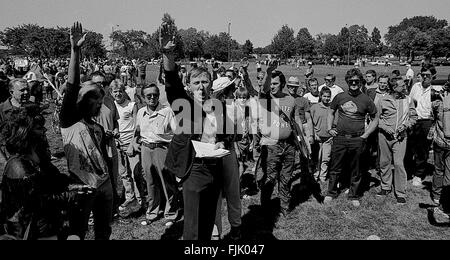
[70,22,87,49]
[159,22,176,53]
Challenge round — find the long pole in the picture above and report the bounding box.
[347,25,350,66]
[228,22,231,62]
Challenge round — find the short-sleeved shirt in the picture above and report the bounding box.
[310,102,331,138]
[331,91,377,135]
[136,104,176,144]
[259,94,296,145]
[303,92,320,104]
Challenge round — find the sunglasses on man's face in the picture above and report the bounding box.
[349,79,360,85]
[257,77,264,80]
[421,73,432,79]
[325,79,333,82]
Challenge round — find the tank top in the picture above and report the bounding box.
[115,100,136,146]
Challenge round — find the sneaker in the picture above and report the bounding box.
[412,177,423,187]
[433,207,450,223]
[351,200,360,207]
[376,190,390,197]
[433,198,440,206]
[146,211,159,222]
[396,197,407,205]
[323,196,333,204]
[343,188,350,194]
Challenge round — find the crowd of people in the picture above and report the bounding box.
[0,21,449,240]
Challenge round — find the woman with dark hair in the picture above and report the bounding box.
[0,105,90,240]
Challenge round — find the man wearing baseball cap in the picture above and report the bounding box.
[23,70,45,104]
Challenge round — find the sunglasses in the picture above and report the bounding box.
[257,77,264,80]
[421,73,432,79]
[349,79,360,85]
[325,79,333,82]
[145,93,160,98]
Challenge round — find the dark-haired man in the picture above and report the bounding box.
[324,68,378,207]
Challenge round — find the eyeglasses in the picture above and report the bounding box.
[421,73,432,79]
[348,79,360,85]
[325,79,333,82]
[257,77,264,80]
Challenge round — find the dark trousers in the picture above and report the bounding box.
[260,141,296,210]
[183,161,222,240]
[69,178,113,240]
[327,136,366,199]
[432,145,450,206]
[405,119,433,178]
[215,150,242,236]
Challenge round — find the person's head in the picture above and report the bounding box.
[110,79,126,103]
[378,75,390,92]
[9,78,30,105]
[308,78,319,95]
[141,83,160,108]
[188,67,211,102]
[420,63,436,88]
[217,66,226,77]
[225,69,237,81]
[286,76,300,96]
[391,76,407,96]
[345,68,364,92]
[90,71,107,89]
[77,81,105,118]
[271,70,286,95]
[308,61,313,67]
[365,70,377,84]
[324,74,336,88]
[319,87,332,105]
[0,104,46,157]
[391,70,401,78]
[235,87,250,106]
[256,71,266,86]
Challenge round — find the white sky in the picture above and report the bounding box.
[1,0,450,47]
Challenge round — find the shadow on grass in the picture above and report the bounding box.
[223,202,279,241]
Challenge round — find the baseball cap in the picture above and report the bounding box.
[286,76,300,87]
[23,71,45,83]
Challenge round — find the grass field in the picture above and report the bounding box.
[2,63,450,240]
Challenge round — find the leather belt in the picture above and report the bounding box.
[142,142,168,149]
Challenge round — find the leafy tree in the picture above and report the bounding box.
[321,34,340,57]
[82,31,106,59]
[430,27,450,58]
[204,32,240,61]
[242,40,253,56]
[178,28,208,60]
[386,16,448,43]
[296,27,315,57]
[269,25,296,59]
[371,27,382,46]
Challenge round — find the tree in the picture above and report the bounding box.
[430,27,450,58]
[296,27,315,58]
[321,35,340,57]
[348,25,370,57]
[204,32,240,61]
[111,30,149,58]
[269,25,296,59]
[242,40,253,56]
[178,28,208,60]
[82,31,107,58]
[371,27,381,46]
[386,16,448,43]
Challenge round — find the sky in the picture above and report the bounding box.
[1,0,450,48]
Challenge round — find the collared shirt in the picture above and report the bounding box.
[136,104,176,144]
[409,82,432,120]
[319,84,344,101]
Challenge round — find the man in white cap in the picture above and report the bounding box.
[305,62,314,87]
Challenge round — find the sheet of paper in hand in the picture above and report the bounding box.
[192,141,231,158]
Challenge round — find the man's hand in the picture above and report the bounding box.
[159,22,176,53]
[70,22,87,49]
[214,142,225,150]
[328,129,338,137]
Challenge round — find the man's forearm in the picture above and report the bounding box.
[68,48,80,86]
[363,116,379,137]
[163,53,176,72]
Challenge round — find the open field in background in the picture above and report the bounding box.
[1,63,450,240]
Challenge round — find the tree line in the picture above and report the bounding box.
[1,14,449,62]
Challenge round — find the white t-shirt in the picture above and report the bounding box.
[409,82,432,120]
[115,100,136,145]
[303,93,320,104]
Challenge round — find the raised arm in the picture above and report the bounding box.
[261,59,278,95]
[159,22,189,105]
[60,22,87,128]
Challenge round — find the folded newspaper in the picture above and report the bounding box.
[192,140,230,158]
